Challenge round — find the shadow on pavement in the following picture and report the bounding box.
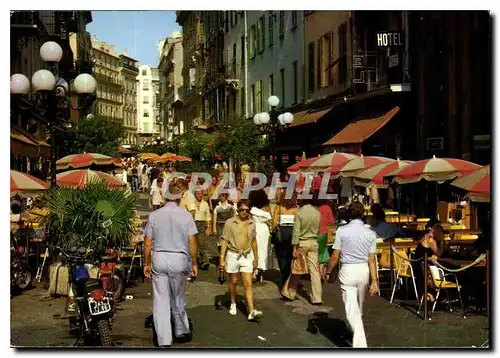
[307,312,352,348]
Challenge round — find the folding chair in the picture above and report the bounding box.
[390,249,418,303]
[417,264,466,320]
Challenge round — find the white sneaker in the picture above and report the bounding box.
[248,309,263,321]
[229,303,237,316]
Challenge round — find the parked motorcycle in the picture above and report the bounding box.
[56,246,115,346]
[10,233,32,291]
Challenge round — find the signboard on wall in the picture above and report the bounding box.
[376,32,404,47]
[426,137,444,151]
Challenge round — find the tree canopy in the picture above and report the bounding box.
[67,116,124,157]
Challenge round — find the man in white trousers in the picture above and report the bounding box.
[325,201,378,348]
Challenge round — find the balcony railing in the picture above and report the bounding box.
[120,62,138,73]
[95,73,123,87]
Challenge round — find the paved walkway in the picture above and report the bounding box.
[11,265,489,348]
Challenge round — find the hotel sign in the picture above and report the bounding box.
[376,32,404,47]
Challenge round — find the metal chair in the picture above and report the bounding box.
[390,250,418,303]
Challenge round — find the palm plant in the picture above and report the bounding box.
[43,179,138,261]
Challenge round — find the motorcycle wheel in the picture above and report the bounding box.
[110,271,125,302]
[96,319,112,347]
[16,263,32,290]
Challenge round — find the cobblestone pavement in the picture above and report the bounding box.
[11,264,489,348]
[11,193,489,348]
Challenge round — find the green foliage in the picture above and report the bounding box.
[174,131,213,161]
[253,159,276,176]
[68,116,125,157]
[212,120,263,168]
[42,180,137,261]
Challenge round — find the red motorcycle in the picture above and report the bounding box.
[10,233,32,291]
[98,249,125,302]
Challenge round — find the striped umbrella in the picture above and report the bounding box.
[56,153,121,170]
[288,156,318,173]
[335,156,395,177]
[11,170,50,195]
[451,165,490,200]
[153,153,192,163]
[298,151,359,172]
[353,159,414,188]
[389,155,482,184]
[56,169,124,189]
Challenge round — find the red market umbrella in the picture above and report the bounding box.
[451,165,490,196]
[11,170,50,195]
[298,151,359,172]
[468,191,490,203]
[389,155,482,184]
[56,153,121,171]
[335,156,395,177]
[153,153,192,163]
[56,169,124,189]
[288,156,318,172]
[353,159,414,188]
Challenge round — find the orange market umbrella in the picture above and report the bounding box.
[11,170,50,196]
[353,159,414,188]
[335,156,395,177]
[451,165,490,201]
[57,169,124,189]
[56,153,121,171]
[153,153,192,163]
[298,151,359,172]
[389,155,482,184]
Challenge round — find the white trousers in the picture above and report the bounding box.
[338,263,369,348]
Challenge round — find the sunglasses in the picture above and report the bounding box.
[238,208,250,213]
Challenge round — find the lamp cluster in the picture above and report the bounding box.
[253,95,294,129]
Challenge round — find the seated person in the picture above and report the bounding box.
[371,208,403,240]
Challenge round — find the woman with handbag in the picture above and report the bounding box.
[316,198,335,278]
[271,192,299,291]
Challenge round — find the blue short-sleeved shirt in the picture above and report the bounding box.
[144,202,198,255]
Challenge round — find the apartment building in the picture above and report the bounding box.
[247,11,304,116]
[136,64,160,140]
[91,37,124,125]
[158,33,184,142]
[176,11,204,133]
[119,53,139,146]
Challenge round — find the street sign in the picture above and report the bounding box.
[426,137,444,151]
[473,135,490,150]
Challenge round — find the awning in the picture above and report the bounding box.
[289,106,335,127]
[323,106,400,146]
[11,127,51,158]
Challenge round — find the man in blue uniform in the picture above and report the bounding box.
[143,185,199,347]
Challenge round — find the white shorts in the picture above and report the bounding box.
[225,250,254,274]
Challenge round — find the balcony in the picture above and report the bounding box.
[11,11,47,37]
[95,73,123,87]
[120,61,139,74]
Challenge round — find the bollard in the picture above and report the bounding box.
[424,253,428,323]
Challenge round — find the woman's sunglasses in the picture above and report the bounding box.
[238,208,250,213]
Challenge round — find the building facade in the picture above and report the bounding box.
[136,64,160,140]
[247,11,304,116]
[91,37,124,126]
[158,33,184,142]
[176,11,204,133]
[118,53,139,146]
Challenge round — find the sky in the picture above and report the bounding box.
[86,11,181,67]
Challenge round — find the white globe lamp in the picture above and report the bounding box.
[267,95,280,108]
[10,74,30,94]
[259,112,271,124]
[160,141,165,145]
[282,112,294,124]
[40,41,63,63]
[32,69,56,92]
[74,73,97,94]
[153,141,157,145]
[253,113,262,125]
[278,114,285,126]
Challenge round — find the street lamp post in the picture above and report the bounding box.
[10,41,97,186]
[253,95,294,167]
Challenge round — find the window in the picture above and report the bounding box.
[143,110,149,117]
[319,33,331,88]
[249,26,256,59]
[279,11,285,39]
[308,42,315,92]
[256,80,264,113]
[251,84,255,114]
[280,68,285,108]
[241,87,246,117]
[268,11,274,47]
[143,96,149,104]
[142,69,147,76]
[143,122,150,133]
[291,11,297,29]
[257,16,265,53]
[225,11,229,33]
[292,61,298,104]
[338,22,348,84]
[143,80,150,91]
[269,74,274,97]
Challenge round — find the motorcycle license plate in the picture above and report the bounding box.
[88,298,111,315]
